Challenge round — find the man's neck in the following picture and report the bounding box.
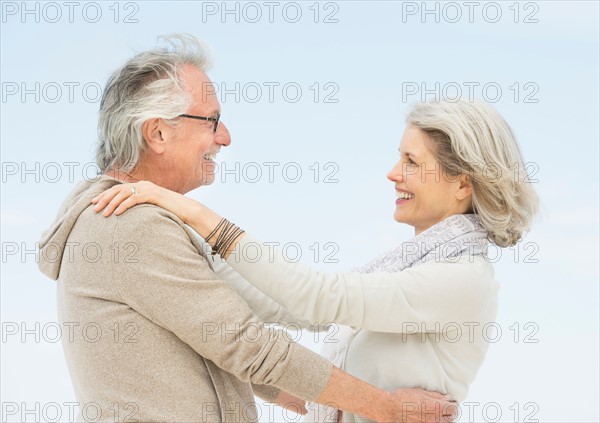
[105,168,141,184]
[105,167,186,194]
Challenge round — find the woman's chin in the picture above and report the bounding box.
[393,212,409,224]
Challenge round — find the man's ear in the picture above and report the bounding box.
[456,173,473,201]
[142,118,168,154]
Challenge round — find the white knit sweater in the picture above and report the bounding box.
[224,233,500,422]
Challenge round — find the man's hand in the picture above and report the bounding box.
[315,367,456,423]
[275,390,308,415]
[387,388,457,423]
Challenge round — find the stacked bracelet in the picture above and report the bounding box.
[204,218,227,245]
[205,218,245,257]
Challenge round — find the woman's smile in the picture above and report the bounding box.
[395,189,415,205]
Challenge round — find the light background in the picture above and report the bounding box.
[1,1,598,422]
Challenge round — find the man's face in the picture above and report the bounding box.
[162,65,231,193]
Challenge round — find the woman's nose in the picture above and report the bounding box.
[387,162,404,182]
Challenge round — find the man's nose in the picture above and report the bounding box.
[215,121,231,146]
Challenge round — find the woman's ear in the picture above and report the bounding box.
[456,173,473,201]
[142,118,168,154]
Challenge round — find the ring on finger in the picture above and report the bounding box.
[131,186,137,195]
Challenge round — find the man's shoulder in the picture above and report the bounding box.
[116,203,184,225]
[79,202,182,226]
[76,203,192,247]
[113,204,187,238]
[108,204,212,264]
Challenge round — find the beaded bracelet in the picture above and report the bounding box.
[204,218,227,245]
[210,218,245,257]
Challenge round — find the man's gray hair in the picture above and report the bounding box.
[96,33,211,173]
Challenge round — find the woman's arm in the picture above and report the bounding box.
[227,233,497,332]
[94,182,330,331]
[93,181,497,333]
[92,180,236,252]
[211,254,324,331]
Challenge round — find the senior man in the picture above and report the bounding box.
[38,35,452,423]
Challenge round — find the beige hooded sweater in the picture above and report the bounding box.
[38,175,333,422]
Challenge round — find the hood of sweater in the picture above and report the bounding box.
[38,175,121,281]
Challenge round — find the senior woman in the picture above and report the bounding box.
[92,99,539,422]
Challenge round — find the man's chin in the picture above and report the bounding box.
[199,174,215,187]
[181,175,215,194]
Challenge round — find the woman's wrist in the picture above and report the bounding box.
[179,198,246,259]
[180,197,219,237]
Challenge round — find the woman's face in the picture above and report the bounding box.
[387,124,472,235]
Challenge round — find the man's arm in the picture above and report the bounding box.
[321,367,459,423]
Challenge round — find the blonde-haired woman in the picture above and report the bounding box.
[92,99,539,422]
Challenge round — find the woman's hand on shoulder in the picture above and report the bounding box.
[91,180,196,224]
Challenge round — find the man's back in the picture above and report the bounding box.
[39,176,332,422]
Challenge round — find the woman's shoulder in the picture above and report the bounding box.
[410,254,498,290]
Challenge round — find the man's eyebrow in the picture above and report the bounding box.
[195,108,220,117]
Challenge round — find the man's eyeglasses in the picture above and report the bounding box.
[178,113,220,133]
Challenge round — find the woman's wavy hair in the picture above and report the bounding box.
[406,99,539,247]
[96,33,211,173]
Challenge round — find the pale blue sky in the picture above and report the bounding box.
[2,1,599,422]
